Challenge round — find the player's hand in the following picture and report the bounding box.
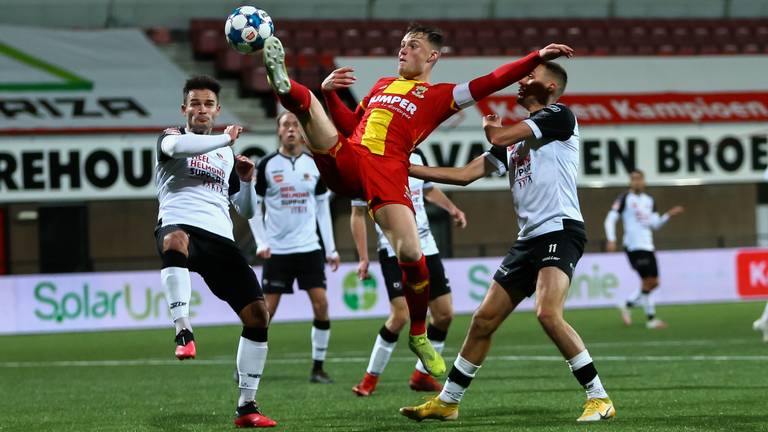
[257,246,271,259]
[357,259,370,280]
[327,251,341,272]
[235,155,255,181]
[322,67,356,92]
[483,114,502,128]
[538,43,574,61]
[450,208,467,228]
[667,206,684,216]
[606,240,617,252]
[225,124,243,145]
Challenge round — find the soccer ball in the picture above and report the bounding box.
[224,6,274,54]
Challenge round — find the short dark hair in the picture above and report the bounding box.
[405,22,444,50]
[631,169,645,177]
[541,61,568,98]
[183,75,221,103]
[276,110,294,128]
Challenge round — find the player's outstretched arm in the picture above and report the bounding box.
[483,114,536,148]
[649,205,684,230]
[409,154,496,186]
[465,44,573,103]
[322,67,363,137]
[349,204,370,280]
[160,125,242,158]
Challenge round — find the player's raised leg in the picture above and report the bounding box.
[160,229,196,360]
[753,302,768,342]
[262,36,338,154]
[375,203,444,377]
[533,268,614,422]
[234,299,276,428]
[400,281,518,421]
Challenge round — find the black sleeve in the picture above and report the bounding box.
[314,178,328,195]
[487,145,507,166]
[228,169,240,196]
[254,154,272,197]
[528,104,576,142]
[612,192,627,214]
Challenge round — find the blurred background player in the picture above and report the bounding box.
[263,22,573,376]
[604,169,684,329]
[249,111,340,383]
[400,60,616,423]
[155,75,276,427]
[349,149,467,396]
[753,303,768,342]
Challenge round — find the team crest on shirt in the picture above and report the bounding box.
[411,85,428,99]
[303,173,311,181]
[273,174,284,183]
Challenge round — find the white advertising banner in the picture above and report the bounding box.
[1,248,766,335]
[0,135,278,202]
[0,25,238,132]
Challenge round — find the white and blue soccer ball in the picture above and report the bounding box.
[224,6,274,54]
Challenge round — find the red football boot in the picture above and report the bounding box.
[174,328,196,360]
[352,372,379,397]
[409,369,443,392]
[234,402,277,428]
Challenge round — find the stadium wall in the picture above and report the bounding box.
[1,247,766,334]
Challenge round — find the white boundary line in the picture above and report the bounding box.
[2,353,767,368]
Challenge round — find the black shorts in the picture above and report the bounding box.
[155,223,263,314]
[262,250,326,294]
[626,250,658,278]
[378,250,451,302]
[493,220,587,298]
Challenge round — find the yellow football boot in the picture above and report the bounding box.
[577,397,616,422]
[408,333,445,377]
[400,395,459,422]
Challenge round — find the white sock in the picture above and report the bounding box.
[366,334,396,375]
[639,292,656,319]
[161,267,192,333]
[415,339,445,374]
[311,326,330,361]
[438,355,480,404]
[237,337,268,406]
[567,350,609,399]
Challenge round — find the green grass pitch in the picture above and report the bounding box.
[1,301,767,431]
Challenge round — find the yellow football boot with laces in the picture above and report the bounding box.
[408,333,445,377]
[400,395,459,422]
[577,397,616,422]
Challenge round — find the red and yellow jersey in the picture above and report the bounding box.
[348,77,463,162]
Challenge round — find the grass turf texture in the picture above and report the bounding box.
[1,301,766,431]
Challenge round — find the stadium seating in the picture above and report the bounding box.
[186,18,768,97]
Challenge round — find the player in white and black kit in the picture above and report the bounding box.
[604,170,684,329]
[401,61,616,423]
[349,149,467,397]
[249,112,340,384]
[155,76,276,428]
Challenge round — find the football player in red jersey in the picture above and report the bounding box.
[261,23,572,376]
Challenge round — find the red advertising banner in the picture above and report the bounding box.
[736,249,768,298]
[476,92,768,125]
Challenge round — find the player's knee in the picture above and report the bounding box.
[470,309,500,337]
[163,231,188,254]
[240,300,270,328]
[536,306,563,330]
[430,307,453,330]
[388,307,409,332]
